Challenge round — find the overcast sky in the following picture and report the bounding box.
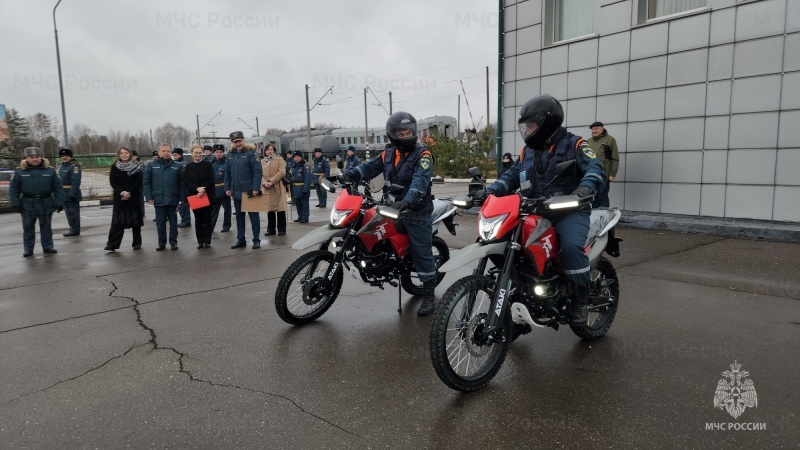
[3,0,499,139]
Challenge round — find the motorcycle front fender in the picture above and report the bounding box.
[291,224,348,250]
[438,241,506,272]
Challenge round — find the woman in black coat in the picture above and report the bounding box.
[105,147,145,251]
[498,152,514,177]
[183,145,216,249]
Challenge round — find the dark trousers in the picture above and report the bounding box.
[64,199,80,233]
[106,225,142,249]
[293,196,309,221]
[233,198,261,244]
[178,201,191,225]
[402,211,436,283]
[210,196,231,231]
[154,205,179,247]
[593,180,611,208]
[21,207,54,252]
[315,181,327,206]
[193,206,213,245]
[267,211,287,233]
[553,209,591,287]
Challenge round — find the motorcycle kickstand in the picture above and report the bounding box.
[397,283,402,313]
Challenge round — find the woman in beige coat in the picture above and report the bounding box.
[260,144,287,236]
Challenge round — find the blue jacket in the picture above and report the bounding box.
[58,160,82,201]
[290,159,312,198]
[224,149,262,200]
[143,157,183,206]
[312,155,330,184]
[343,154,361,172]
[211,156,228,198]
[9,159,65,209]
[352,143,433,213]
[490,128,604,199]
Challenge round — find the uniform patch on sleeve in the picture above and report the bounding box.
[420,155,432,170]
[581,145,596,159]
[73,166,80,174]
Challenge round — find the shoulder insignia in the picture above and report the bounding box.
[73,166,80,174]
[419,154,432,170]
[581,144,596,159]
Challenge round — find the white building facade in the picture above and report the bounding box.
[500,0,800,222]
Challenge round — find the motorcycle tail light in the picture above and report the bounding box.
[479,213,508,241]
[330,207,354,227]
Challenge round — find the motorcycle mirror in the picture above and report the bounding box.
[389,184,405,195]
[467,167,482,178]
[544,160,578,191]
[320,178,336,193]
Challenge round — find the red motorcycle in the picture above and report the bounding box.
[275,178,458,325]
[429,162,622,392]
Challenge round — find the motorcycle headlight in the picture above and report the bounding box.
[330,207,353,227]
[479,213,508,241]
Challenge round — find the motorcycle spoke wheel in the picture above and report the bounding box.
[275,250,343,325]
[400,236,450,295]
[570,256,620,340]
[429,275,510,392]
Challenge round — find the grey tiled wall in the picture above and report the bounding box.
[502,0,800,222]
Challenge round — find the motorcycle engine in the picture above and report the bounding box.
[352,241,398,282]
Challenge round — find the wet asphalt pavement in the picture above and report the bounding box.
[0,183,798,448]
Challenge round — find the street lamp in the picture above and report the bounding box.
[53,0,69,149]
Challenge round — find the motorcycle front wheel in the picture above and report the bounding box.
[400,236,450,295]
[275,250,344,325]
[429,275,510,392]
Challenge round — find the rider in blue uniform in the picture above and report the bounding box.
[480,94,605,326]
[339,112,438,316]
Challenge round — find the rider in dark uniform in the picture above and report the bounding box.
[480,94,605,325]
[339,112,438,316]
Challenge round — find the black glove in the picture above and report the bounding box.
[12,206,22,214]
[392,200,410,214]
[56,206,64,213]
[338,170,357,185]
[572,185,594,198]
[472,187,495,203]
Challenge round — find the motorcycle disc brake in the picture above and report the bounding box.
[302,277,326,305]
[464,313,492,357]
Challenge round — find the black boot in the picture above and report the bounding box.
[417,281,436,316]
[570,285,590,326]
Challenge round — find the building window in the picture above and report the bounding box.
[551,0,594,43]
[347,137,352,144]
[644,0,706,20]
[359,137,365,144]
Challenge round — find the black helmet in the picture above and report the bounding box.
[386,111,418,152]
[518,94,564,149]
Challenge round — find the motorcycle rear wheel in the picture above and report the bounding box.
[429,275,510,392]
[275,250,343,325]
[400,236,450,295]
[570,256,620,340]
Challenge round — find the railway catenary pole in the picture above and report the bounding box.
[196,115,201,146]
[255,117,259,136]
[389,91,392,115]
[364,88,368,152]
[305,84,312,155]
[486,66,490,135]
[457,95,460,143]
[53,0,69,148]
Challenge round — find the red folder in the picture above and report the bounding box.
[186,194,211,210]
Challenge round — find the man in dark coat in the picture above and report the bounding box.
[58,148,82,236]
[290,150,312,223]
[9,147,65,257]
[209,144,231,232]
[183,145,216,248]
[172,148,192,228]
[311,148,330,207]
[144,144,184,251]
[224,131,263,249]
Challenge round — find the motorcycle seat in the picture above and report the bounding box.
[586,207,618,245]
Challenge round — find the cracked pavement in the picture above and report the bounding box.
[0,184,798,447]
